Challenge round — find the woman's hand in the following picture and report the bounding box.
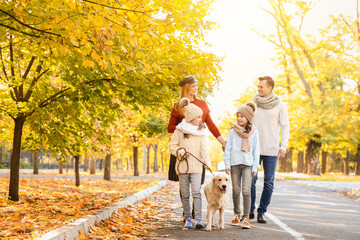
[225,169,231,175]
[222,141,227,152]
[252,171,257,177]
[217,136,226,152]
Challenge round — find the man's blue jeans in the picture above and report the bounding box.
[251,155,278,214]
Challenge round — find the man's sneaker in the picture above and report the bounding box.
[184,217,193,229]
[241,217,251,229]
[195,217,204,229]
[249,213,255,220]
[231,213,241,226]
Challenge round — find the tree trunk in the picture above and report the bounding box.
[32,151,39,175]
[321,150,327,174]
[74,155,80,186]
[153,144,158,172]
[9,117,26,201]
[355,145,360,176]
[305,135,321,175]
[143,145,146,171]
[146,144,151,174]
[133,146,139,176]
[99,159,103,171]
[90,158,96,174]
[104,153,111,180]
[343,150,350,175]
[59,162,63,174]
[161,151,164,171]
[84,153,89,172]
[285,147,293,172]
[297,151,304,173]
[120,154,123,170]
[304,150,309,174]
[279,153,286,172]
[126,157,129,170]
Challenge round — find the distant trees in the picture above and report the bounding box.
[220,0,360,175]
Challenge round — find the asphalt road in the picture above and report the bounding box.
[157,172,360,240]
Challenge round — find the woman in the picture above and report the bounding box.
[167,75,226,222]
[167,75,226,149]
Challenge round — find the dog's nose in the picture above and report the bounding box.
[222,185,227,189]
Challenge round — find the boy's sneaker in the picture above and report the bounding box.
[241,217,251,229]
[184,217,193,229]
[195,218,204,229]
[231,213,241,226]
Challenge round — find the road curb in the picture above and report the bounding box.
[36,179,168,240]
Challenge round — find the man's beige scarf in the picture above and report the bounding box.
[232,122,255,152]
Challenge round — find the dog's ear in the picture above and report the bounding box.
[212,176,216,185]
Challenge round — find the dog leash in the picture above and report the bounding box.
[176,147,215,176]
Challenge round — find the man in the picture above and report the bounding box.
[250,76,289,223]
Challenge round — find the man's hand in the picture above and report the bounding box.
[225,169,231,175]
[252,171,257,177]
[278,149,286,159]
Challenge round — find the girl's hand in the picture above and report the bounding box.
[225,169,231,175]
[252,172,257,177]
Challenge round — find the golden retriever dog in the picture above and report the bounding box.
[204,173,230,231]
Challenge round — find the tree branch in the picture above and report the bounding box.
[24,63,46,101]
[0,46,9,81]
[18,56,36,101]
[82,0,158,14]
[0,9,62,37]
[357,0,360,41]
[22,56,36,80]
[9,35,20,101]
[0,23,40,38]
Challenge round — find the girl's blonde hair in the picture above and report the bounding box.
[175,83,197,116]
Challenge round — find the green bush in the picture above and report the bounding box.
[20,161,30,169]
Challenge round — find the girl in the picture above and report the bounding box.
[224,101,260,229]
[169,97,211,229]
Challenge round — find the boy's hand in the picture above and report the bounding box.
[252,171,257,177]
[225,169,231,175]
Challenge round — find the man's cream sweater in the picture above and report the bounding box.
[169,129,211,175]
[253,100,289,156]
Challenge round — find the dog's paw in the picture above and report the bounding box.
[219,224,225,229]
[204,225,212,231]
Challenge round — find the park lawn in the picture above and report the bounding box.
[0,177,159,239]
[20,169,168,178]
[76,181,181,240]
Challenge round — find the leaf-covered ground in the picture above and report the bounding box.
[76,181,181,240]
[0,176,159,239]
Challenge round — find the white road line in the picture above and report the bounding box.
[265,211,305,240]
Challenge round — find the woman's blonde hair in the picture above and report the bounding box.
[175,83,197,116]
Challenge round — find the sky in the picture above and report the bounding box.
[203,0,357,124]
